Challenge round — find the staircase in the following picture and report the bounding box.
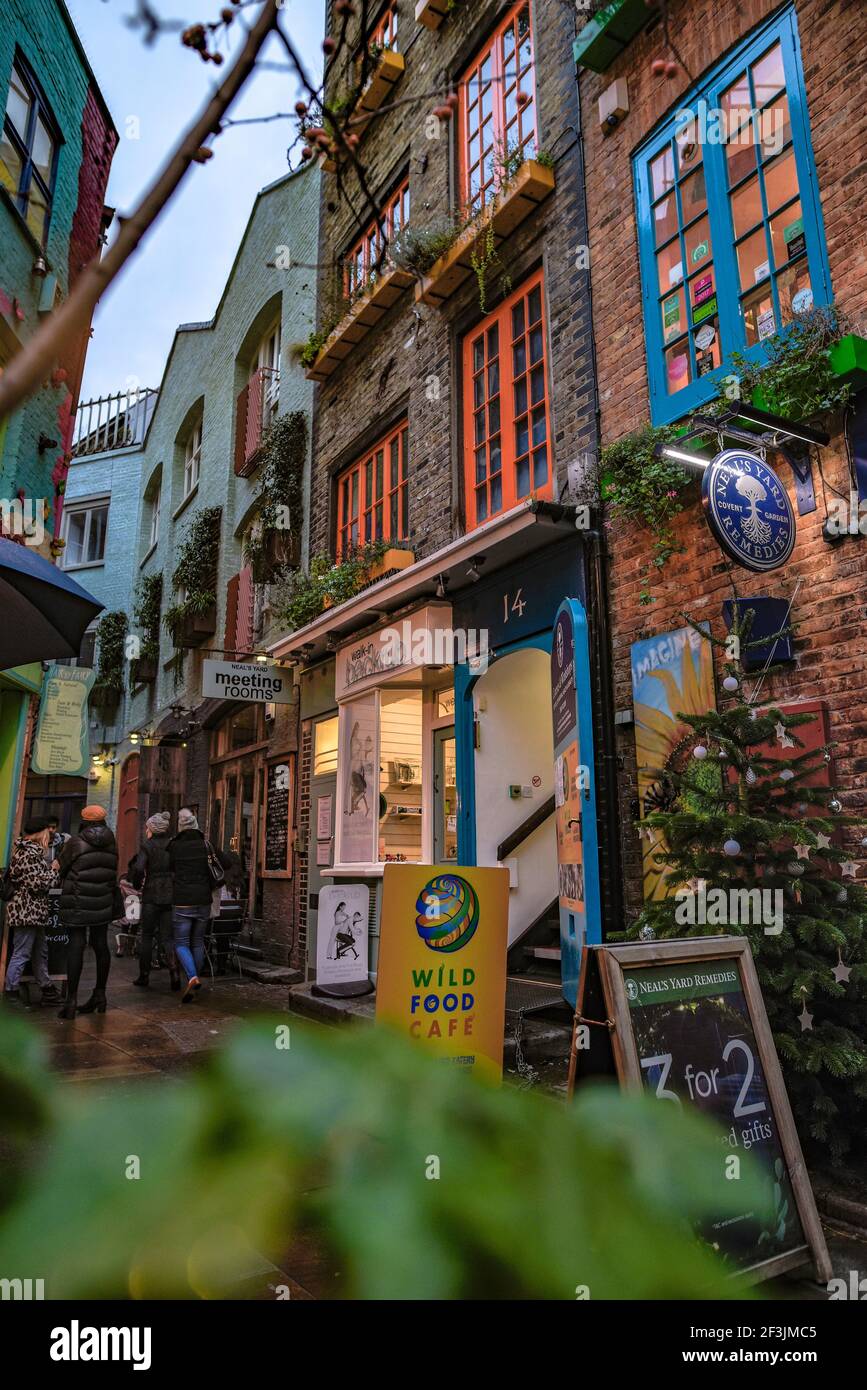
[506,897,561,983]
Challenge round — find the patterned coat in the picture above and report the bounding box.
[7,838,59,930]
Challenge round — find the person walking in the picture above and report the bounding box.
[56,805,119,1019]
[168,808,216,1003]
[2,818,61,1006]
[128,812,180,992]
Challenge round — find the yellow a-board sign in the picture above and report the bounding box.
[375,864,510,1082]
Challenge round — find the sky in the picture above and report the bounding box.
[65,0,325,402]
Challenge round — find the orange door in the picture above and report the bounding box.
[116,753,141,874]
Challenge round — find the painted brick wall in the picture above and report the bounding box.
[0,0,116,544]
[578,0,867,918]
[309,0,597,563]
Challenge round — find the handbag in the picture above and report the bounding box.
[204,840,225,888]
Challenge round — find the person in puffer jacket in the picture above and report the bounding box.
[3,817,60,1005]
[56,804,118,1019]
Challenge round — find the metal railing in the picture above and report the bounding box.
[72,387,158,457]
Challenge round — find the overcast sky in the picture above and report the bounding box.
[65,0,325,402]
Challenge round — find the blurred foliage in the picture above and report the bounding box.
[0,1011,769,1300]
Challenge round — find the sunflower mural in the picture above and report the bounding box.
[630,625,717,900]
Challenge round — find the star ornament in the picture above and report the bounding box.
[794,843,810,860]
[841,861,858,879]
[816,833,832,851]
[833,954,852,986]
[798,1003,814,1032]
[775,721,795,748]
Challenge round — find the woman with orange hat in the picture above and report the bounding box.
[55,804,119,1019]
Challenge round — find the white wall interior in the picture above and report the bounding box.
[473,646,557,946]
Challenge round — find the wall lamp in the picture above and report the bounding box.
[729,401,830,449]
[653,442,713,475]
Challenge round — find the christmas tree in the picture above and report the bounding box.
[634,607,867,1158]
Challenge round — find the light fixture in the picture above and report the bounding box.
[653,442,712,475]
[325,631,339,652]
[466,554,486,583]
[255,652,270,663]
[91,754,103,766]
[31,254,48,278]
[730,401,830,449]
[129,732,140,745]
[435,574,449,600]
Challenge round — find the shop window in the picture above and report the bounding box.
[458,1,537,215]
[61,499,109,568]
[336,420,409,557]
[0,54,59,245]
[462,271,551,530]
[314,715,339,775]
[634,9,831,425]
[343,178,410,303]
[379,689,423,863]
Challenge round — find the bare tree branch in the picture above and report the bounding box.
[0,0,281,423]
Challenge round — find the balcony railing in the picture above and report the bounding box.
[235,366,279,477]
[72,387,158,457]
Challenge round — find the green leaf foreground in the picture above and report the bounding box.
[0,1011,770,1300]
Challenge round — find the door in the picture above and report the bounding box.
[307,713,339,980]
[116,753,141,872]
[433,727,457,862]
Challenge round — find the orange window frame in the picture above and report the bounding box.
[462,271,552,532]
[343,178,410,301]
[337,420,409,558]
[370,4,399,52]
[458,1,537,214]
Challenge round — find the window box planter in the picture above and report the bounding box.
[306,264,416,382]
[178,604,217,647]
[321,548,415,610]
[356,49,405,122]
[747,334,867,413]
[415,160,556,308]
[573,0,650,75]
[264,528,301,575]
[132,655,158,685]
[415,0,450,29]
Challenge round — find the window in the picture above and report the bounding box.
[314,716,339,776]
[255,322,281,427]
[344,178,410,302]
[459,2,537,215]
[462,271,551,530]
[634,9,832,424]
[183,420,202,497]
[149,486,161,549]
[62,501,108,568]
[370,4,399,53]
[379,689,423,863]
[0,56,59,244]
[337,420,409,557]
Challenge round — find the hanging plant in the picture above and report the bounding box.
[273,540,411,633]
[131,573,162,681]
[244,411,307,583]
[91,611,128,710]
[163,505,221,650]
[601,423,693,598]
[726,304,853,423]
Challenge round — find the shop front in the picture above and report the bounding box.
[0,663,43,864]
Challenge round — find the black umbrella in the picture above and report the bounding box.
[0,537,104,670]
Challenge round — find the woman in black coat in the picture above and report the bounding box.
[56,805,119,1018]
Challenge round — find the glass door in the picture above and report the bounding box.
[433,727,457,862]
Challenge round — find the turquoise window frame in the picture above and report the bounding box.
[634,7,832,426]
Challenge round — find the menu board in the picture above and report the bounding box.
[569,937,831,1284]
[262,759,293,878]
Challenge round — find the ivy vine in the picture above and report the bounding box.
[243,411,307,583]
[133,573,163,666]
[163,505,222,650]
[274,540,408,633]
[92,611,128,710]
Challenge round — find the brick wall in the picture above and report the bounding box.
[309,0,598,562]
[578,0,867,917]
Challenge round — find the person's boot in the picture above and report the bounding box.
[77,989,107,1015]
[57,993,77,1019]
[181,977,201,1003]
[40,984,61,1005]
[133,972,149,987]
[4,989,21,1005]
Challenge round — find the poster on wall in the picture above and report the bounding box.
[376,864,510,1081]
[630,625,716,902]
[340,695,377,864]
[30,665,95,777]
[315,883,371,997]
[262,759,293,878]
[550,600,602,1008]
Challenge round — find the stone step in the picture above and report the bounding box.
[239,964,303,985]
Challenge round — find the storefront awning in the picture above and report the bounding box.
[269,500,580,666]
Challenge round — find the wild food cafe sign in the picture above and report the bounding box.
[701,449,795,573]
[202,659,293,703]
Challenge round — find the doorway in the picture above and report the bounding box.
[116,753,140,871]
[433,727,457,862]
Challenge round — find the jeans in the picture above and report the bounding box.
[139,903,176,974]
[5,924,50,991]
[172,908,208,981]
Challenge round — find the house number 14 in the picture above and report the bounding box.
[503,589,527,622]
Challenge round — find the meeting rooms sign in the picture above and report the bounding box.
[202,659,293,704]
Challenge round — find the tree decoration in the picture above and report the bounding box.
[632,603,867,1157]
[723,675,739,692]
[833,953,852,986]
[693,744,708,760]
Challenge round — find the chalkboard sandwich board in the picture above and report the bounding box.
[262,758,293,879]
[568,936,832,1286]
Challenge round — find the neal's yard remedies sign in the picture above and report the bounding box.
[701,449,796,573]
[568,937,831,1285]
[202,659,293,704]
[376,864,509,1081]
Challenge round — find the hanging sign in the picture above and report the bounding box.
[262,759,293,878]
[702,448,796,572]
[30,664,95,777]
[551,600,603,1008]
[376,864,509,1081]
[568,936,832,1285]
[314,883,371,997]
[202,659,293,703]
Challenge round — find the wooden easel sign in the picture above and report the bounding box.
[568,936,831,1286]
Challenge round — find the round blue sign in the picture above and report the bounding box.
[701,448,796,572]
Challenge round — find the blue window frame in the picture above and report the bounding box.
[0,52,60,247]
[634,8,832,426]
